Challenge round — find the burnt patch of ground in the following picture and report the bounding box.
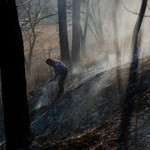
[29,57,150,150]
[30,108,122,150]
[1,57,150,150]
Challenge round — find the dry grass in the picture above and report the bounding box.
[23,23,99,94]
[23,24,60,94]
[27,56,150,150]
[29,107,121,150]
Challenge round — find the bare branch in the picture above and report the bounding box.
[102,6,108,25]
[121,0,150,17]
[17,0,31,6]
[87,24,99,44]
[80,16,98,44]
[35,13,58,25]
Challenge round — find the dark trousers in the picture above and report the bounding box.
[58,68,68,93]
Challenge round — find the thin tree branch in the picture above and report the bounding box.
[17,0,31,6]
[122,0,150,17]
[102,6,108,25]
[81,16,99,44]
[35,13,58,25]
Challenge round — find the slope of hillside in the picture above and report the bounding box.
[1,56,150,150]
[30,56,150,149]
[29,57,150,150]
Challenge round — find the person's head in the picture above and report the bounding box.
[46,58,53,66]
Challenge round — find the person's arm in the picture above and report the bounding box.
[50,66,59,81]
[51,73,57,81]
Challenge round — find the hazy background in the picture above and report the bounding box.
[1,0,150,108]
[1,0,150,147]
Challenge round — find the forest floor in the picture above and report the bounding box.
[1,56,150,150]
[29,56,150,150]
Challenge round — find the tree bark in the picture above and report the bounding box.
[97,0,104,45]
[72,0,81,63]
[58,0,70,64]
[124,0,147,149]
[132,0,147,53]
[0,1,34,149]
[82,0,90,54]
[127,0,148,93]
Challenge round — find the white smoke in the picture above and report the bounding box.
[35,87,49,109]
[35,81,57,110]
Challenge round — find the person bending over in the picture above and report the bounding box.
[46,58,68,95]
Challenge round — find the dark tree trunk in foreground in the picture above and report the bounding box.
[127,0,147,98]
[124,0,147,149]
[0,1,34,149]
[58,0,70,64]
[72,0,81,63]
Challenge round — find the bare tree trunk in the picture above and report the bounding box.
[72,0,81,63]
[97,0,104,45]
[127,0,148,94]
[81,0,90,55]
[58,0,71,65]
[0,1,34,149]
[132,0,147,54]
[26,28,36,72]
[123,0,147,149]
[88,7,100,41]
[20,0,57,72]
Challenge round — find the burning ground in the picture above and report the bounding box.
[1,55,150,149]
[30,56,150,149]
